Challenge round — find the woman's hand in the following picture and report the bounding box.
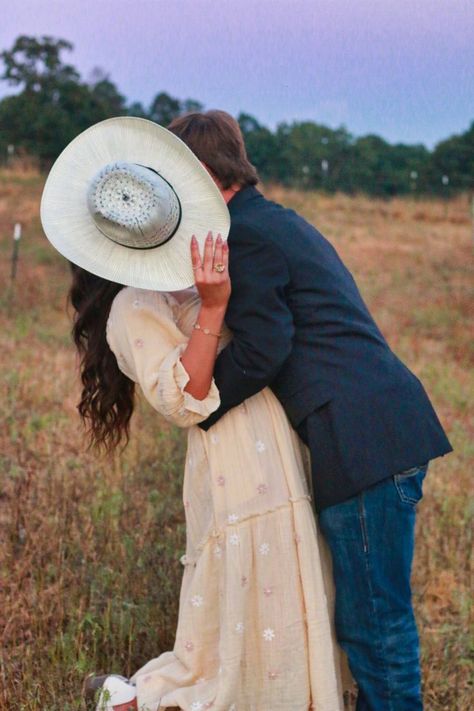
[179,231,230,400]
[191,231,231,310]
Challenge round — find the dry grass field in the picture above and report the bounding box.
[0,169,472,710]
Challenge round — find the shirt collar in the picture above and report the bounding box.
[227,185,262,214]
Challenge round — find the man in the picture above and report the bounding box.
[168,110,453,710]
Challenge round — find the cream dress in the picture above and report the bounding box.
[105,285,352,711]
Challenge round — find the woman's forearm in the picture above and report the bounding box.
[180,231,230,400]
[180,303,227,400]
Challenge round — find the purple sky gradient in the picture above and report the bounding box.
[2,0,473,148]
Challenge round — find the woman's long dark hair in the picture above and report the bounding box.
[67,262,136,455]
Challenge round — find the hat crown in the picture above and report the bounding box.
[87,162,181,249]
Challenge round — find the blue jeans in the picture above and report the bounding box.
[319,463,428,711]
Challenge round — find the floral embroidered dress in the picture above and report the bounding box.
[105,286,352,711]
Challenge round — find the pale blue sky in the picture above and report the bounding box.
[2,0,473,148]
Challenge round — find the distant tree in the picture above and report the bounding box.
[127,101,149,118]
[181,98,204,114]
[347,135,428,197]
[0,38,126,166]
[1,34,472,195]
[427,121,474,194]
[0,36,86,167]
[269,121,354,191]
[237,113,278,182]
[1,35,79,94]
[89,78,127,118]
[149,92,181,125]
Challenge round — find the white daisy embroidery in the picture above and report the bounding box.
[229,705,237,711]
[134,338,144,348]
[133,299,140,308]
[268,670,278,680]
[216,475,226,486]
[229,533,240,546]
[227,513,239,524]
[191,595,204,607]
[191,702,203,711]
[214,544,222,558]
[257,483,268,494]
[235,622,245,634]
[210,433,219,444]
[263,627,275,641]
[196,677,206,684]
[259,542,270,555]
[263,586,273,596]
[184,640,194,651]
[241,575,248,586]
[255,440,266,453]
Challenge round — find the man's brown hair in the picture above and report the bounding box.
[167,110,259,190]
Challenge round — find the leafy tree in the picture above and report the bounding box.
[0,38,126,166]
[89,78,127,118]
[427,121,474,194]
[127,101,149,118]
[237,113,279,182]
[1,35,79,95]
[1,33,472,196]
[149,92,181,126]
[181,99,204,114]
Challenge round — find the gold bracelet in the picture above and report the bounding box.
[193,322,222,338]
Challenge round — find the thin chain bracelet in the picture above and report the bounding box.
[192,322,222,338]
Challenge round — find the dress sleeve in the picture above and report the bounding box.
[105,287,221,428]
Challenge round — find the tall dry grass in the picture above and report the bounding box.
[0,170,472,710]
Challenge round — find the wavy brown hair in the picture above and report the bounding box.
[68,262,135,455]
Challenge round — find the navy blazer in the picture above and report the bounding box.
[199,186,453,509]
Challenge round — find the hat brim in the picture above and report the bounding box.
[40,116,230,291]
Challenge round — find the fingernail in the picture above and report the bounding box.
[216,234,222,242]
[191,235,196,242]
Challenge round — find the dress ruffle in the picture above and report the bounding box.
[131,498,351,711]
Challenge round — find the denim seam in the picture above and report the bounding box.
[394,475,420,506]
[358,493,369,553]
[359,492,395,711]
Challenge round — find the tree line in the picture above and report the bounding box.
[1,35,472,197]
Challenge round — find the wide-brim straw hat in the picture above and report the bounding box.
[40,116,230,290]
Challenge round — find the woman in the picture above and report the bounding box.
[40,115,351,710]
[74,230,351,711]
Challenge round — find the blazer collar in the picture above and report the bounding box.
[227,185,262,215]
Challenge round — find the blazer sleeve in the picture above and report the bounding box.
[105,287,221,428]
[198,223,294,431]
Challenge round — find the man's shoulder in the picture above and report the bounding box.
[229,194,325,257]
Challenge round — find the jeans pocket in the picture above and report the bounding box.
[393,463,429,506]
